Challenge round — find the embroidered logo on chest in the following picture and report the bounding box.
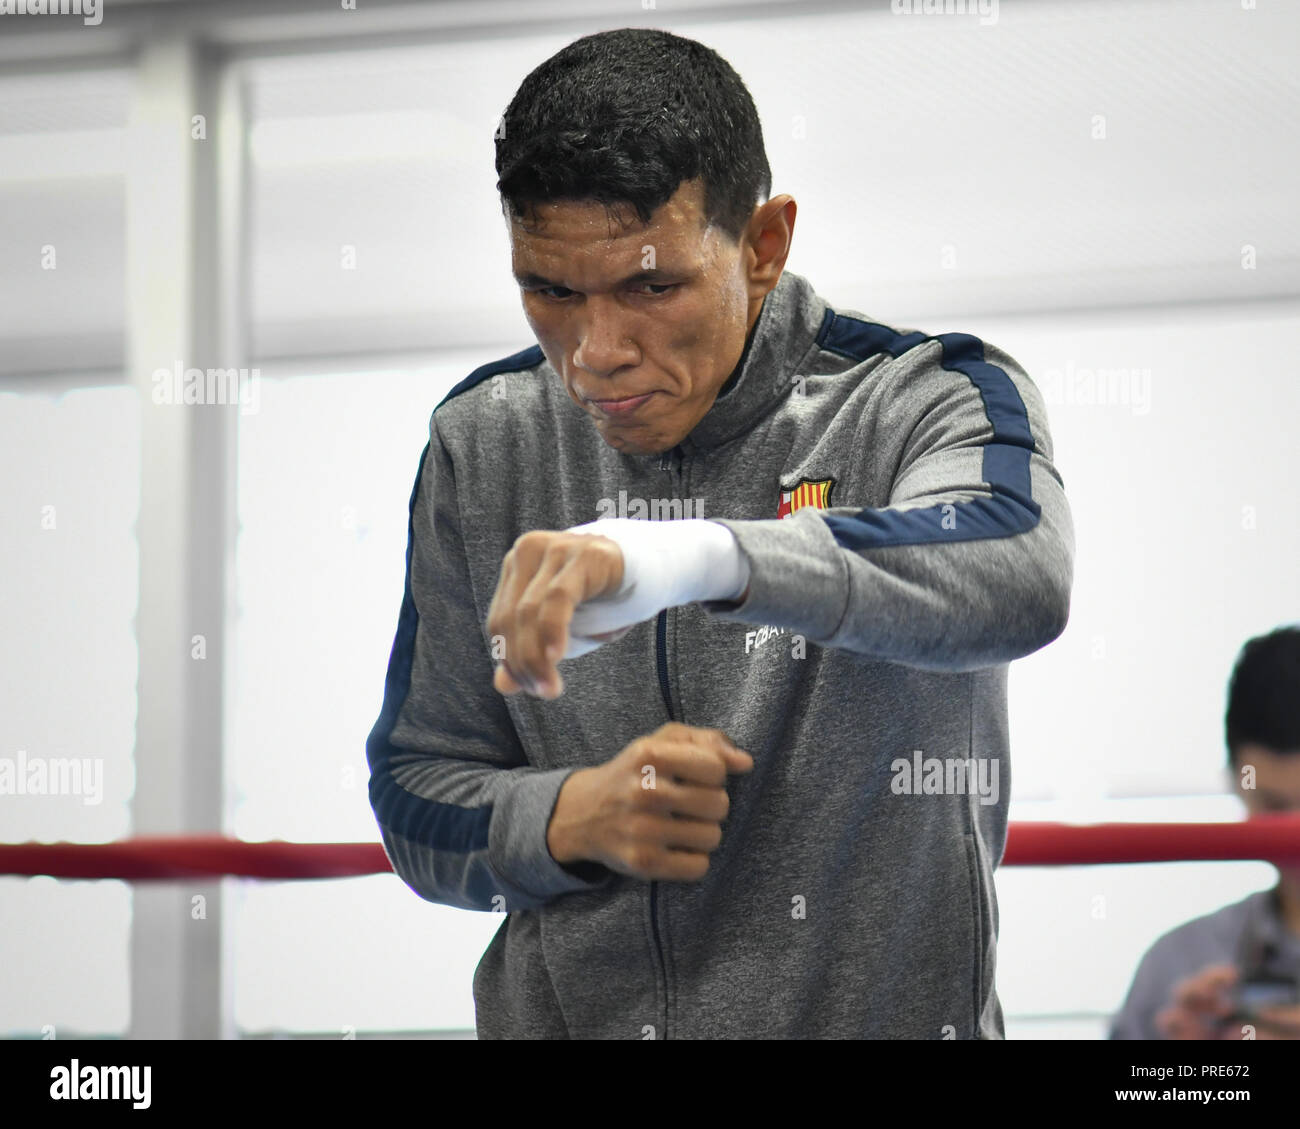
[777,477,835,519]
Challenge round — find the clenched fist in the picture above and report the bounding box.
[487,519,750,699]
[547,723,754,882]
[487,529,627,699]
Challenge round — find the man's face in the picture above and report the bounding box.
[508,178,756,456]
[1235,743,1300,882]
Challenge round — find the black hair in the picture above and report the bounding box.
[1225,625,1300,764]
[495,27,771,244]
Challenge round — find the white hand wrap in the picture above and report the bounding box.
[560,518,751,659]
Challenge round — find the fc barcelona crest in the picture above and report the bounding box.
[777,477,834,519]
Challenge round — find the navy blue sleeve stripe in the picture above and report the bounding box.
[816,306,930,361]
[435,344,544,411]
[365,345,546,852]
[364,446,492,854]
[814,310,1041,551]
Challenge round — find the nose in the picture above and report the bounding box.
[573,298,639,377]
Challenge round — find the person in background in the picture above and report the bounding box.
[1110,625,1300,1039]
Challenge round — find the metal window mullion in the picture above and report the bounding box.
[126,35,238,1041]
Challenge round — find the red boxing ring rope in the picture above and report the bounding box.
[2,816,1300,881]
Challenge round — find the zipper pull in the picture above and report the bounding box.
[659,444,684,472]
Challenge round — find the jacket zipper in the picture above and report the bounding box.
[650,610,672,1040]
[648,443,684,1040]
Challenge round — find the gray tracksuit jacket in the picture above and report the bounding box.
[366,268,1075,1039]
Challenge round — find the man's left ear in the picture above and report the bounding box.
[744,194,795,292]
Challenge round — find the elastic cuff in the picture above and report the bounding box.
[489,767,615,904]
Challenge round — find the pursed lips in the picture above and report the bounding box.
[587,391,656,416]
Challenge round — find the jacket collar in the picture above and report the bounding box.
[658,269,827,458]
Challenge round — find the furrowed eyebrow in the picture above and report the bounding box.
[513,268,677,289]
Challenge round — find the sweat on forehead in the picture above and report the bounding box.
[510,180,712,235]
